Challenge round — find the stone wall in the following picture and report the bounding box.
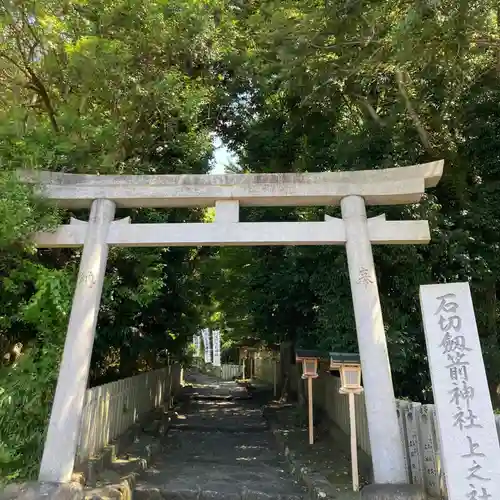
[0,482,84,500]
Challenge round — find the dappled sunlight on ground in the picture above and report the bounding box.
[85,369,361,500]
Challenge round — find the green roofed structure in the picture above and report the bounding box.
[329,352,361,364]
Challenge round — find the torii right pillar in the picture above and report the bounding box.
[336,161,444,499]
[342,196,408,483]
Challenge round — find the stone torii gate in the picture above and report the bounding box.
[25,161,443,491]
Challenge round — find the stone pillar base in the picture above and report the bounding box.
[0,482,83,500]
[361,484,426,500]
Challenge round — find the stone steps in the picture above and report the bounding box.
[134,486,303,500]
[84,373,307,500]
[169,422,268,432]
[134,461,305,500]
[157,429,289,465]
[169,401,269,432]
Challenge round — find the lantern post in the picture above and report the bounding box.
[296,352,319,444]
[330,353,363,492]
[240,347,248,380]
[247,347,256,379]
[272,352,278,399]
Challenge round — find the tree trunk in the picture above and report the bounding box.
[120,345,137,377]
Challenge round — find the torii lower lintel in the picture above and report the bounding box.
[33,217,430,248]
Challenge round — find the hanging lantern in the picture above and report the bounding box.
[329,352,360,371]
[295,349,326,445]
[339,363,362,392]
[328,352,363,492]
[297,357,318,379]
[295,350,327,380]
[329,359,342,371]
[329,352,363,393]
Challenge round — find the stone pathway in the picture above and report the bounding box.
[133,371,306,500]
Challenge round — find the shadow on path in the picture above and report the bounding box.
[133,370,306,500]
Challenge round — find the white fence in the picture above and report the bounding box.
[324,377,445,496]
[75,365,181,464]
[257,357,500,499]
[324,375,500,499]
[220,364,241,380]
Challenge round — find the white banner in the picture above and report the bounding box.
[212,330,221,367]
[193,335,201,357]
[201,328,212,364]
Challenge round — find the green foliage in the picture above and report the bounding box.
[2,0,500,484]
[0,0,231,482]
[0,173,59,251]
[0,265,73,484]
[206,0,500,403]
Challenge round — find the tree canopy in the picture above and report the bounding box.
[206,0,500,402]
[2,0,500,483]
[0,0,230,481]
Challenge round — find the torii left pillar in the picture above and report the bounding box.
[39,199,115,483]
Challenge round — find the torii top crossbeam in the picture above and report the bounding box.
[20,160,443,209]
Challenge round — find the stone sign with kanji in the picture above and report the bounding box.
[420,282,500,500]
